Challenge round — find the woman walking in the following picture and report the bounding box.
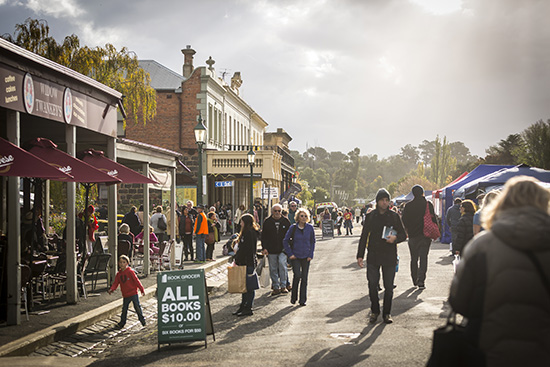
[232,213,259,317]
[283,208,316,306]
[453,199,476,255]
[179,206,194,262]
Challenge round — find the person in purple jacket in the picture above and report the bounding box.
[283,207,316,306]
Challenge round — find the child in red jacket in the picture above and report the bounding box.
[108,255,146,328]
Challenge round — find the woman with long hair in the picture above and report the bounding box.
[450,176,550,366]
[453,199,476,255]
[232,213,260,317]
[179,206,194,262]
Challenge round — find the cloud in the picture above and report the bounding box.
[25,0,84,18]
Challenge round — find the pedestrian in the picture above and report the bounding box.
[449,176,550,366]
[179,206,194,262]
[234,204,245,232]
[288,201,298,225]
[453,199,476,255]
[194,204,208,263]
[118,223,135,258]
[122,206,142,237]
[206,211,219,261]
[232,213,260,316]
[186,200,198,219]
[357,188,406,324]
[218,205,228,235]
[135,227,159,255]
[150,206,167,244]
[108,255,146,328]
[472,190,500,235]
[402,185,437,289]
[355,206,362,224]
[85,205,98,255]
[446,198,462,253]
[283,208,316,306]
[261,203,291,296]
[343,208,354,235]
[336,211,343,235]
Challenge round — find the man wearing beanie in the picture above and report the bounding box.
[402,185,437,289]
[357,188,406,324]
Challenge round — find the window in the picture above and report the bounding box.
[208,104,213,142]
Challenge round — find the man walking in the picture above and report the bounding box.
[446,198,462,253]
[402,185,436,289]
[288,201,298,225]
[262,204,291,296]
[357,188,406,324]
[194,205,208,263]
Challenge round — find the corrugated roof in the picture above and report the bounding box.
[139,60,185,90]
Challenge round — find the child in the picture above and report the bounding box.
[108,255,146,328]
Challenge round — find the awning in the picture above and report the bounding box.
[149,167,171,191]
[80,149,158,184]
[0,137,73,180]
[28,138,122,184]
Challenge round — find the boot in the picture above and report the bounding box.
[237,308,253,317]
[232,305,244,315]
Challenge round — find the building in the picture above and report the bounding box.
[123,46,295,211]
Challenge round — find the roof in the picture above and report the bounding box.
[139,60,185,90]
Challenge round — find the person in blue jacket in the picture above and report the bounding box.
[283,207,316,306]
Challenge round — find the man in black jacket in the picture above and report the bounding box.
[262,203,292,296]
[357,188,406,324]
[402,185,436,290]
[122,206,142,237]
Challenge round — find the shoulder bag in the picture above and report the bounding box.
[423,202,440,240]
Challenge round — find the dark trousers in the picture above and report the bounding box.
[183,233,193,260]
[408,236,431,286]
[240,265,255,310]
[367,263,395,316]
[290,258,310,305]
[120,294,145,326]
[206,243,215,260]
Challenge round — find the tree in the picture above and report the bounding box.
[430,136,456,186]
[522,119,550,169]
[484,134,525,165]
[2,18,156,126]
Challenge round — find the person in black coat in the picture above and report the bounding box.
[357,188,407,324]
[453,200,476,255]
[261,204,291,295]
[233,213,259,317]
[122,206,142,237]
[402,185,437,289]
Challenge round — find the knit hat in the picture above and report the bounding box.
[412,185,424,198]
[375,188,390,203]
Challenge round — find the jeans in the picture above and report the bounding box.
[240,265,255,310]
[367,263,395,316]
[120,294,145,326]
[195,234,205,261]
[268,252,288,290]
[408,235,431,286]
[183,233,193,260]
[290,258,311,305]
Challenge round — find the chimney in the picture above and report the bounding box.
[181,45,196,78]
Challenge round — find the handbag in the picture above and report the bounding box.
[157,215,167,231]
[227,264,247,293]
[427,312,485,367]
[246,271,260,291]
[256,257,271,288]
[205,232,215,245]
[423,202,440,240]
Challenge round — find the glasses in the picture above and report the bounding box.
[299,214,307,217]
[272,210,281,213]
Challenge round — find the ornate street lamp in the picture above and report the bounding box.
[194,113,207,205]
[247,147,256,213]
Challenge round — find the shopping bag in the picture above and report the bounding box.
[423,202,441,240]
[453,255,461,273]
[246,271,260,291]
[255,256,266,276]
[227,264,247,293]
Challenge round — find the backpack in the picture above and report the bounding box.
[157,215,167,231]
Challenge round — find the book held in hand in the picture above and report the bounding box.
[382,226,397,240]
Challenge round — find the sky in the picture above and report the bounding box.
[0,0,548,159]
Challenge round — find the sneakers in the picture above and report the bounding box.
[280,287,289,294]
[141,320,146,327]
[383,314,393,324]
[369,312,379,324]
[271,289,281,296]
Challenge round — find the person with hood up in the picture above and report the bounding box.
[402,185,437,289]
[449,176,550,366]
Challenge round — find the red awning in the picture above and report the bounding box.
[0,137,73,180]
[80,149,157,184]
[28,138,122,184]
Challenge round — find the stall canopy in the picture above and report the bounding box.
[438,164,513,244]
[453,164,550,198]
[0,137,73,180]
[28,138,122,184]
[80,149,157,184]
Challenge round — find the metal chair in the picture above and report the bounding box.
[20,264,32,320]
[85,253,111,291]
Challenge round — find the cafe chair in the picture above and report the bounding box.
[85,253,111,291]
[21,264,32,320]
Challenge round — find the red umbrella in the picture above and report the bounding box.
[80,149,157,184]
[0,137,73,180]
[28,138,121,184]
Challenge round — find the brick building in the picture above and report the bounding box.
[123,46,295,211]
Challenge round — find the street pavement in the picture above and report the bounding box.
[0,225,457,366]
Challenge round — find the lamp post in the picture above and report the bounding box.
[247,147,256,213]
[194,114,207,206]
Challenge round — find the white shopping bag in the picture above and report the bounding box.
[452,255,461,273]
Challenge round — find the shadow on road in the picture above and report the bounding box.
[325,295,369,324]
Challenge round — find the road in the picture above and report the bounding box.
[31,227,456,366]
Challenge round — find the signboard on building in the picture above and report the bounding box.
[215,180,234,188]
[157,269,214,348]
[261,187,279,199]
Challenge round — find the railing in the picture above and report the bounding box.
[211,158,263,169]
[225,145,294,168]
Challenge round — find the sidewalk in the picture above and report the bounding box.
[0,238,232,357]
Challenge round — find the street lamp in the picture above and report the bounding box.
[247,147,256,213]
[194,113,207,206]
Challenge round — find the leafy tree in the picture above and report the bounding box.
[484,134,525,165]
[522,119,550,169]
[2,18,156,126]
[395,175,437,197]
[399,144,420,165]
[430,136,456,186]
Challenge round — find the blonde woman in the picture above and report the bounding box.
[450,176,550,366]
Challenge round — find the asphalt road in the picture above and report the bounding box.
[31,227,456,367]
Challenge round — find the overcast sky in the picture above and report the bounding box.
[1,0,548,158]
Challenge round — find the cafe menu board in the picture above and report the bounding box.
[0,63,117,137]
